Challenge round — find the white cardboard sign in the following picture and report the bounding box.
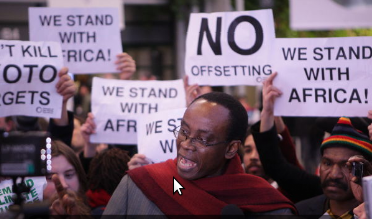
[137,108,186,163]
[272,37,372,117]
[185,9,276,86]
[29,7,122,74]
[91,77,186,144]
[0,40,63,118]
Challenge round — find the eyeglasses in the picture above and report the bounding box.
[173,126,228,148]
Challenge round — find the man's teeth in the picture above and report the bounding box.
[181,157,196,167]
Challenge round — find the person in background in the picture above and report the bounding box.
[103,92,296,216]
[86,148,130,217]
[44,140,91,217]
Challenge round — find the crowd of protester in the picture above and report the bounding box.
[1,51,372,219]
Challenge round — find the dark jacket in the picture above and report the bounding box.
[295,194,327,216]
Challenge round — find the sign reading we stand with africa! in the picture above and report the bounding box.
[137,108,186,163]
[0,40,63,118]
[29,7,122,74]
[272,37,372,117]
[91,78,186,145]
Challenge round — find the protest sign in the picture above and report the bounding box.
[91,77,186,145]
[137,108,186,163]
[29,7,122,74]
[47,0,125,30]
[0,177,46,213]
[185,9,275,86]
[0,40,63,118]
[272,37,372,117]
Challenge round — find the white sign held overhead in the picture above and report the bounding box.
[290,0,372,30]
[272,37,372,117]
[91,78,186,145]
[47,0,125,30]
[0,40,63,118]
[185,9,276,86]
[137,108,186,164]
[29,7,122,74]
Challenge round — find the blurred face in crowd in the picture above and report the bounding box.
[243,135,269,180]
[43,155,80,200]
[320,147,360,201]
[176,99,236,180]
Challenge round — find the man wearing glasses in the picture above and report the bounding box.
[103,92,295,216]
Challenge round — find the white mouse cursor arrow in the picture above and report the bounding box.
[173,177,184,195]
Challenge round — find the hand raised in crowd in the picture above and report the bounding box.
[260,72,282,132]
[368,110,372,141]
[49,174,91,217]
[128,154,151,170]
[183,75,202,106]
[80,112,98,158]
[116,52,136,80]
[347,155,372,202]
[53,67,76,126]
[56,67,76,103]
[353,203,367,219]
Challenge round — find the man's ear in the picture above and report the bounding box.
[225,140,241,159]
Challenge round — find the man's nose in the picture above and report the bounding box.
[250,149,259,160]
[180,137,196,151]
[329,165,343,179]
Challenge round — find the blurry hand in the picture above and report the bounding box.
[55,67,76,103]
[183,75,202,106]
[128,154,151,170]
[116,53,136,80]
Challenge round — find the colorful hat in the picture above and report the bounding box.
[320,117,372,159]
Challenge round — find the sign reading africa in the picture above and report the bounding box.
[29,7,122,74]
[0,40,63,118]
[91,77,186,145]
[273,37,372,117]
[185,9,276,86]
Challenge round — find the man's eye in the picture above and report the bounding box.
[245,148,252,154]
[181,129,188,136]
[196,137,207,143]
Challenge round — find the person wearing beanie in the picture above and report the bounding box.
[296,117,372,218]
[251,73,372,218]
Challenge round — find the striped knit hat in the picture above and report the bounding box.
[320,117,372,159]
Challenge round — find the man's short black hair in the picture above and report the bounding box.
[192,92,248,143]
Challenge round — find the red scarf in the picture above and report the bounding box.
[128,155,296,215]
[86,189,111,209]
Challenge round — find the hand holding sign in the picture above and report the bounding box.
[183,75,201,106]
[128,154,152,170]
[55,67,75,103]
[115,52,136,80]
[260,72,282,132]
[80,112,98,158]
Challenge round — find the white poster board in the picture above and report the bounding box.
[29,7,122,74]
[185,9,276,86]
[91,77,186,145]
[272,37,372,117]
[0,177,46,212]
[290,0,372,30]
[0,40,63,118]
[137,108,186,163]
[47,0,125,30]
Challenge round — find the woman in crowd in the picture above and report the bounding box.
[44,140,91,216]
